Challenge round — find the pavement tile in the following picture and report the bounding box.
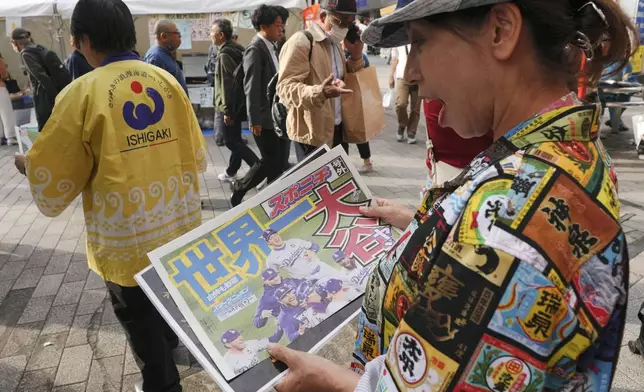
[52,382,87,392]
[101,305,120,326]
[611,370,644,392]
[76,289,106,316]
[32,273,65,298]
[86,355,124,392]
[95,323,126,359]
[55,239,78,254]
[0,261,27,281]
[9,244,36,262]
[44,255,72,276]
[85,270,106,290]
[0,355,28,392]
[123,345,139,376]
[41,304,77,336]
[66,313,99,348]
[0,288,35,348]
[12,267,45,290]
[63,262,90,283]
[25,249,54,269]
[121,374,140,392]
[0,321,44,358]
[26,332,67,371]
[17,366,57,392]
[17,296,54,325]
[0,278,12,305]
[54,345,93,387]
[617,345,644,386]
[53,281,86,306]
[630,278,644,301]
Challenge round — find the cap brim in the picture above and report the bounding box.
[362,0,506,48]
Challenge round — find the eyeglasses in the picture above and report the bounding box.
[329,14,353,29]
[165,31,182,38]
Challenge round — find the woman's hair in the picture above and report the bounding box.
[425,0,638,86]
[71,0,137,55]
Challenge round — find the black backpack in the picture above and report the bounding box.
[22,45,71,93]
[267,31,314,138]
[230,54,247,123]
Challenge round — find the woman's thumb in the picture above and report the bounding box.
[360,205,383,218]
[268,343,292,364]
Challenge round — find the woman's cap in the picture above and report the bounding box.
[362,0,507,48]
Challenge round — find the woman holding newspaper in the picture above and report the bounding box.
[268,1,632,391]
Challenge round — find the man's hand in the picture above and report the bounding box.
[224,115,234,126]
[321,74,352,99]
[298,323,307,336]
[359,198,414,230]
[344,37,364,61]
[14,153,26,175]
[251,125,262,136]
[389,74,395,89]
[268,344,360,392]
[261,309,273,319]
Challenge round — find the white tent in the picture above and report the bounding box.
[0,0,308,18]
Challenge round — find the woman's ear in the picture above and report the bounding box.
[487,3,523,61]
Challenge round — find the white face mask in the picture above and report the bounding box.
[329,24,348,44]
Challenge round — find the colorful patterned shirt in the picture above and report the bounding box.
[25,54,207,287]
[352,99,628,392]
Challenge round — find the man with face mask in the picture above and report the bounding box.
[277,0,365,162]
[144,19,188,93]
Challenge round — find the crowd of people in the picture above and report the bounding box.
[2,0,643,391]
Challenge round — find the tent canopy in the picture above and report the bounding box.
[0,0,308,18]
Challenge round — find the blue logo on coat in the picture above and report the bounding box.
[123,81,165,130]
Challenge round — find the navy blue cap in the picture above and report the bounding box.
[274,285,294,301]
[262,229,278,241]
[220,329,241,344]
[332,250,347,262]
[261,268,279,281]
[325,279,343,294]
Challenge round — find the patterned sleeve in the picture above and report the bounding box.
[25,87,93,217]
[367,238,626,392]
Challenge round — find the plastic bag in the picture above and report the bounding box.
[382,88,394,108]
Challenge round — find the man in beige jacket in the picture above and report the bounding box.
[277,0,365,162]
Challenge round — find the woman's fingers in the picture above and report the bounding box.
[268,343,301,368]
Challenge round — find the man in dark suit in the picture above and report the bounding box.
[231,5,290,206]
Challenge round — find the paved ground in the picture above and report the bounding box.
[1,56,644,392]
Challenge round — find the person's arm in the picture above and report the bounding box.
[23,86,93,217]
[243,45,263,130]
[22,51,59,97]
[389,48,399,89]
[268,327,284,343]
[253,302,270,328]
[219,52,237,117]
[277,32,326,111]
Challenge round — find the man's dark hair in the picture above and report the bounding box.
[71,0,136,54]
[213,19,234,41]
[251,5,282,32]
[276,6,289,23]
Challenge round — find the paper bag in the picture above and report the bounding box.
[341,67,385,143]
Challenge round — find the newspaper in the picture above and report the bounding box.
[146,146,396,388]
[17,124,39,154]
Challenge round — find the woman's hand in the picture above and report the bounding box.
[269,344,360,392]
[360,198,414,230]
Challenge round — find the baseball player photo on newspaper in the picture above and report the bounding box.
[146,146,397,391]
